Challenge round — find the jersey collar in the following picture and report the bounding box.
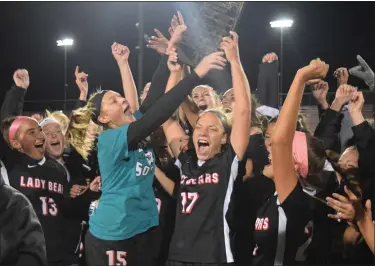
[20,154,46,168]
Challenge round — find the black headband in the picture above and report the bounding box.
[92,90,108,124]
[200,109,231,135]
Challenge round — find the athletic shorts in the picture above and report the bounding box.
[85,229,154,266]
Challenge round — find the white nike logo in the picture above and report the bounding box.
[82,164,91,171]
[27,165,38,168]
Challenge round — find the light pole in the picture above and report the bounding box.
[57,38,74,112]
[270,19,293,108]
[135,2,144,96]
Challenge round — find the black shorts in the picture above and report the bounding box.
[165,260,234,266]
[85,229,154,266]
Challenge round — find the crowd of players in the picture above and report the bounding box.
[0,11,374,266]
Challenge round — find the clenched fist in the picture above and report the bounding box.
[298,58,329,83]
[334,67,349,85]
[13,69,29,89]
[112,42,130,65]
[262,52,278,63]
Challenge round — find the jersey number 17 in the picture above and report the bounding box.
[181,192,199,214]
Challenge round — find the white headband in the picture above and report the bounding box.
[39,118,61,128]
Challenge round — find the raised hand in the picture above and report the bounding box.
[111,42,130,65]
[13,69,30,89]
[309,80,329,106]
[167,11,187,52]
[75,66,89,97]
[220,31,240,64]
[334,67,349,85]
[194,51,227,78]
[298,58,329,83]
[348,91,365,115]
[262,52,279,63]
[333,84,357,107]
[349,55,375,91]
[147,29,169,55]
[167,48,182,72]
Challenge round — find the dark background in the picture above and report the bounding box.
[0,2,374,112]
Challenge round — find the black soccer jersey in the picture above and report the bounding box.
[168,146,243,263]
[252,183,314,266]
[7,154,74,264]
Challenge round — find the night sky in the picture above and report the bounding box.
[0,1,374,112]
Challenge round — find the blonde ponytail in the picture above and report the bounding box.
[67,93,99,161]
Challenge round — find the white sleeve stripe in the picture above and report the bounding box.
[274,206,287,265]
[223,156,239,263]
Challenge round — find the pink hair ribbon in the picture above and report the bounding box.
[8,116,37,143]
[292,131,309,178]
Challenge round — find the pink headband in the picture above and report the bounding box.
[8,116,37,143]
[292,131,309,178]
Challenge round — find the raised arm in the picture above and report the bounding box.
[314,84,356,151]
[349,91,375,177]
[160,52,227,157]
[221,32,250,160]
[111,43,139,113]
[0,69,28,123]
[272,59,328,203]
[74,66,89,109]
[308,79,329,112]
[165,47,183,93]
[140,13,187,114]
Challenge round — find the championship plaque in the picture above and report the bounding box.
[177,2,245,67]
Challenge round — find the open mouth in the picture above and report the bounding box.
[50,141,60,147]
[34,141,45,152]
[197,139,210,154]
[266,155,272,166]
[198,103,208,111]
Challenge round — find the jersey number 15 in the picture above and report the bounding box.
[181,192,199,214]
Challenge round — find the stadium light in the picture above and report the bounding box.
[270,19,293,108]
[270,19,293,28]
[57,38,74,111]
[56,38,74,47]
